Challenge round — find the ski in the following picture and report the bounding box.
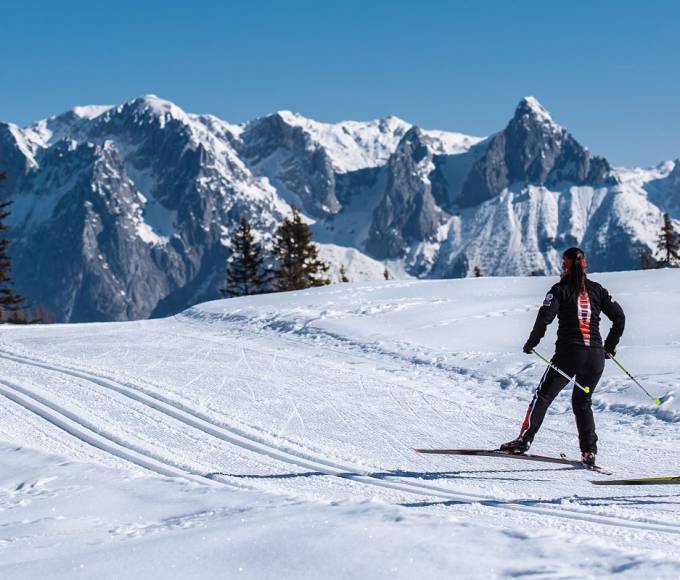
[591,475,680,486]
[414,448,612,475]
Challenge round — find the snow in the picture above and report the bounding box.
[123,94,192,129]
[270,110,482,173]
[521,96,557,126]
[6,124,38,170]
[138,199,177,243]
[614,160,676,186]
[135,220,167,246]
[270,110,411,173]
[318,243,397,282]
[1,269,679,578]
[420,129,484,155]
[71,105,112,120]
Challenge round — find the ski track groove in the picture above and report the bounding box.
[1,348,680,538]
[0,380,223,489]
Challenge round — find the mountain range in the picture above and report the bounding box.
[1,95,678,322]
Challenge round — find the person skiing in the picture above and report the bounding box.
[501,247,626,466]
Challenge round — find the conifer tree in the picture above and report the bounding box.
[383,267,390,281]
[656,212,680,268]
[221,217,270,297]
[640,249,656,270]
[473,265,482,277]
[0,172,27,323]
[339,264,349,283]
[271,207,330,291]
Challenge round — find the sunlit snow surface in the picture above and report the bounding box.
[1,270,679,578]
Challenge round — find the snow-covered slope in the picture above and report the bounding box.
[1,95,679,322]
[1,270,679,578]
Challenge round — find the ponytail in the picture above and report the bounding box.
[562,247,587,294]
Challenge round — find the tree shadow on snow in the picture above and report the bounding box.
[206,465,571,484]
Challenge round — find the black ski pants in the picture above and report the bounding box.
[518,347,605,453]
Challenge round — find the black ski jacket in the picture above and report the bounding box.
[525,278,625,352]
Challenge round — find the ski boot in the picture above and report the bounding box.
[500,437,531,455]
[581,451,596,467]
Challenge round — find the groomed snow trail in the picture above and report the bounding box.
[1,270,679,578]
[2,344,679,540]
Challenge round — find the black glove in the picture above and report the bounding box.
[523,341,534,355]
[604,340,616,359]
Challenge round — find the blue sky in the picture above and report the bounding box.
[3,0,679,166]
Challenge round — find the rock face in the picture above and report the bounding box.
[2,96,288,322]
[11,140,169,322]
[459,97,614,207]
[0,95,677,322]
[366,128,442,259]
[239,112,340,218]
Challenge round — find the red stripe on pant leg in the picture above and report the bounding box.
[517,365,550,439]
[518,400,535,438]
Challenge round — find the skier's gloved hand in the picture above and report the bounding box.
[522,341,534,355]
[604,340,617,359]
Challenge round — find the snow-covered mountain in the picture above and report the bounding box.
[0,95,678,321]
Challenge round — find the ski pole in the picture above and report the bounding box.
[531,349,591,394]
[608,355,661,406]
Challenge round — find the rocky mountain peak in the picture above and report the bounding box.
[391,126,431,163]
[458,97,613,207]
[513,96,560,129]
[103,95,192,130]
[366,126,441,260]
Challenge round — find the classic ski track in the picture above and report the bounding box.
[2,348,680,538]
[0,379,223,489]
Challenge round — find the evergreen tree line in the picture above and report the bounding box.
[221,207,333,297]
[641,212,680,269]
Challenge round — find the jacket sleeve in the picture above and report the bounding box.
[525,286,560,350]
[601,288,625,352]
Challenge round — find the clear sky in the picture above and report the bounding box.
[3,0,679,167]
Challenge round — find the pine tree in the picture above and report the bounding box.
[656,213,680,268]
[221,217,270,297]
[383,267,390,281]
[0,172,27,323]
[339,264,350,283]
[473,265,482,277]
[640,249,656,270]
[271,207,330,291]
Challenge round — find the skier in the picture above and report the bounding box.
[501,247,626,466]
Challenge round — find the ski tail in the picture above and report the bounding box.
[591,475,680,486]
[414,448,611,474]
